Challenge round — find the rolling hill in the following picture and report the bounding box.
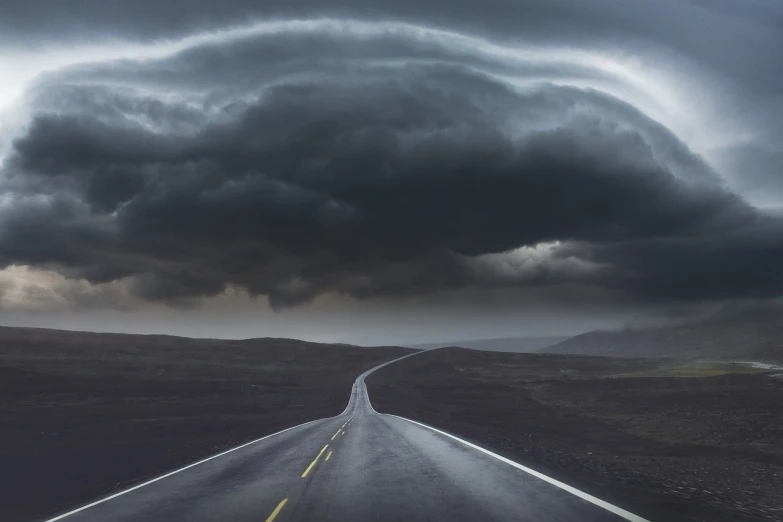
[411,335,569,352]
[544,307,783,361]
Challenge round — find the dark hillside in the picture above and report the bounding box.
[545,308,783,360]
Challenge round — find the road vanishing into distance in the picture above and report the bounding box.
[45,354,649,522]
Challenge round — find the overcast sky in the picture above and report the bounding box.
[0,1,781,344]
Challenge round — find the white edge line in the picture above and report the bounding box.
[361,358,650,522]
[43,417,326,521]
[385,415,651,522]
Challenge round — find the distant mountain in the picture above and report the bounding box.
[412,336,569,353]
[544,307,783,361]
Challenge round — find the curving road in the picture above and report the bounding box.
[45,354,649,522]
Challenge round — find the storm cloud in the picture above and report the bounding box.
[0,9,782,319]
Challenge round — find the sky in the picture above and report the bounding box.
[0,0,782,345]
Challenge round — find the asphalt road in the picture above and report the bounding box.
[45,354,649,522]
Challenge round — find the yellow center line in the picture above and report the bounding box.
[331,428,342,440]
[301,445,329,478]
[265,498,288,522]
[325,450,333,461]
[341,430,345,436]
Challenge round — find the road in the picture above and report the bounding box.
[45,354,649,522]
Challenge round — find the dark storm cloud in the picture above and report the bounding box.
[5,0,778,200]
[592,216,783,302]
[1,10,782,310]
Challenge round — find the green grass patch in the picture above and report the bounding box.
[609,362,770,378]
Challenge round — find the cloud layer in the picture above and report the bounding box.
[1,16,782,312]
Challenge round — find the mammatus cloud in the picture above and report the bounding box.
[0,17,781,311]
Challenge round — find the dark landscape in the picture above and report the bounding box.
[366,347,783,522]
[0,326,413,522]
